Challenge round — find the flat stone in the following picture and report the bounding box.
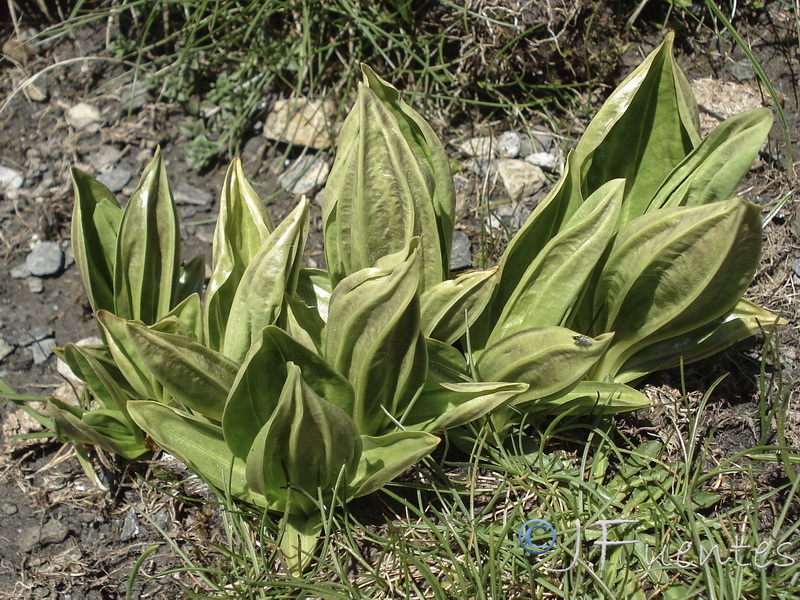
[0,502,17,515]
[792,258,800,278]
[0,338,14,362]
[66,102,103,133]
[31,338,57,365]
[10,263,30,279]
[525,151,559,171]
[496,159,547,200]
[459,136,496,159]
[97,168,131,193]
[530,128,555,153]
[26,241,64,276]
[279,155,331,196]
[449,230,472,271]
[730,61,755,81]
[174,182,214,206]
[0,165,25,198]
[263,97,337,149]
[120,81,153,110]
[87,145,122,172]
[497,131,521,158]
[27,277,44,293]
[120,510,140,541]
[19,519,68,552]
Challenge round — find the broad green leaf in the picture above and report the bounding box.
[323,79,444,292]
[97,310,163,401]
[361,64,456,275]
[245,363,361,516]
[426,338,470,384]
[81,409,148,458]
[348,430,440,498]
[531,381,650,415]
[575,32,699,225]
[159,293,203,342]
[476,328,613,404]
[489,179,624,345]
[295,268,332,323]
[61,343,137,412]
[420,268,498,345]
[127,400,265,507]
[403,381,527,431]
[177,255,206,304]
[223,198,309,363]
[324,242,427,434]
[48,398,146,458]
[205,158,274,350]
[613,298,785,383]
[113,147,180,324]
[648,109,773,212]
[280,513,323,576]
[126,322,239,421]
[223,326,354,458]
[590,198,762,378]
[284,295,325,353]
[70,168,122,314]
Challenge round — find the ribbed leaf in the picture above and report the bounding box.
[70,168,122,314]
[113,147,180,324]
[420,268,498,345]
[245,363,361,517]
[127,400,265,507]
[489,179,623,344]
[125,322,239,421]
[205,158,274,350]
[323,79,444,292]
[590,198,762,378]
[532,381,650,415]
[223,198,309,363]
[361,64,456,275]
[177,255,206,304]
[324,242,426,434]
[295,268,332,323]
[223,326,354,459]
[403,381,527,431]
[348,430,440,498]
[477,328,613,404]
[647,109,773,211]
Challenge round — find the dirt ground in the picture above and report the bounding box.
[0,3,798,598]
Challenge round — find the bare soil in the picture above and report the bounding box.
[0,2,798,598]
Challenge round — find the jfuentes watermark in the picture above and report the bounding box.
[517,518,797,572]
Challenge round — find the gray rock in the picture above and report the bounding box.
[66,102,102,132]
[120,81,153,110]
[10,263,30,279]
[0,338,14,362]
[459,136,496,159]
[530,128,555,153]
[1,502,17,515]
[792,258,800,278]
[464,157,497,177]
[120,509,140,540]
[28,325,55,342]
[449,231,472,271]
[730,61,755,81]
[485,202,529,233]
[279,155,331,196]
[95,167,131,194]
[497,131,521,158]
[31,338,57,365]
[525,151,559,172]
[496,159,547,200]
[27,277,44,293]
[0,165,25,198]
[19,519,69,552]
[174,182,214,207]
[26,241,64,276]
[87,145,122,172]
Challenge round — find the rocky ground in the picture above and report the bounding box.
[0,7,799,599]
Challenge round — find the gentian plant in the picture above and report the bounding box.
[1,32,782,573]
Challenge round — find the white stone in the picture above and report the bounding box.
[0,165,24,198]
[263,97,337,149]
[497,131,521,158]
[66,102,103,132]
[26,241,64,276]
[459,136,496,159]
[525,152,559,171]
[496,159,546,200]
[279,155,331,196]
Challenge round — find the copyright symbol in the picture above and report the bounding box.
[518,519,556,555]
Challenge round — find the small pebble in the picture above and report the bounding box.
[497,131,521,158]
[279,155,331,196]
[66,102,102,132]
[26,241,64,276]
[0,165,25,197]
[27,277,44,293]
[1,502,18,515]
[174,182,214,207]
[10,263,30,279]
[449,231,472,271]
